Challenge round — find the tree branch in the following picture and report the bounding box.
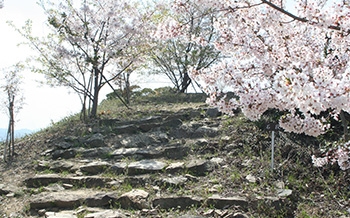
[260,0,341,31]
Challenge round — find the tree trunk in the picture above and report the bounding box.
[340,110,349,141]
[4,97,15,162]
[90,67,100,118]
[180,72,191,93]
[124,72,130,104]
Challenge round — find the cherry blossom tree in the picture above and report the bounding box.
[151,1,221,93]
[10,0,150,120]
[157,0,350,170]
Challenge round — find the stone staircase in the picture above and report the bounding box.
[2,107,293,217]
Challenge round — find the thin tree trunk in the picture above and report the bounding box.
[4,98,15,162]
[180,72,191,93]
[90,67,100,118]
[340,110,349,141]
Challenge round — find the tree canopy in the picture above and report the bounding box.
[11,0,151,119]
[151,1,221,93]
[157,0,350,170]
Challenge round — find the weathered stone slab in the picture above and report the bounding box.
[186,159,214,176]
[24,174,113,188]
[127,159,167,175]
[112,147,139,157]
[84,209,127,218]
[48,160,76,173]
[80,147,112,158]
[193,126,219,138]
[45,211,77,218]
[30,190,118,210]
[85,192,119,207]
[152,196,203,210]
[30,191,87,209]
[52,149,77,160]
[165,162,185,173]
[206,195,249,209]
[110,162,128,175]
[112,124,138,134]
[112,147,162,160]
[79,161,111,175]
[123,175,152,187]
[118,189,149,209]
[162,144,190,159]
[83,133,106,148]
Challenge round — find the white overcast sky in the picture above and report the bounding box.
[0,0,172,131]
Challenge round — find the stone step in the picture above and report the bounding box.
[24,174,113,188]
[25,159,215,190]
[29,188,285,216]
[35,156,219,177]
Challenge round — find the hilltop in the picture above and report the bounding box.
[0,88,349,218]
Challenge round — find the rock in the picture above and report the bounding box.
[193,126,219,138]
[45,211,77,218]
[178,215,205,218]
[152,196,203,210]
[208,184,223,193]
[123,175,152,187]
[49,160,75,173]
[63,184,74,189]
[6,192,15,197]
[277,189,292,197]
[84,209,126,218]
[0,184,11,195]
[113,124,138,134]
[30,190,118,209]
[112,147,162,160]
[30,191,86,209]
[210,157,224,165]
[165,162,185,173]
[162,118,183,128]
[206,107,221,118]
[119,133,161,148]
[56,142,72,149]
[85,192,119,207]
[206,195,249,209]
[84,133,106,148]
[52,149,77,160]
[79,161,111,175]
[232,212,250,218]
[118,189,149,209]
[112,147,140,157]
[186,159,214,176]
[196,138,209,146]
[274,181,285,189]
[162,144,190,159]
[43,183,65,192]
[246,174,257,183]
[80,147,113,158]
[24,174,112,188]
[127,159,167,175]
[110,162,128,175]
[158,176,188,188]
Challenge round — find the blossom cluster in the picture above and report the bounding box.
[157,0,350,170]
[312,141,350,170]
